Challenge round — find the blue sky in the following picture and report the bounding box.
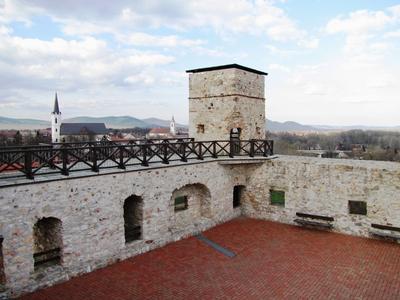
[0,0,400,126]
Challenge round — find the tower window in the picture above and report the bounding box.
[55,128,57,132]
[197,124,205,134]
[55,118,57,124]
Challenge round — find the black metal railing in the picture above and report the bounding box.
[0,139,273,180]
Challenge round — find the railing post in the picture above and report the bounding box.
[263,140,274,157]
[229,141,234,158]
[61,145,69,176]
[141,144,149,166]
[180,142,187,162]
[212,141,217,158]
[118,146,125,169]
[198,142,203,160]
[263,140,267,157]
[270,140,274,156]
[24,150,34,179]
[91,146,99,172]
[249,139,255,157]
[49,148,56,169]
[162,141,169,164]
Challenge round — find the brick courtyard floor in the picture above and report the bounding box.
[20,218,400,300]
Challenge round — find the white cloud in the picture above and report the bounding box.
[325,6,400,64]
[389,4,400,18]
[118,32,205,48]
[268,63,290,73]
[0,27,175,96]
[325,10,392,35]
[124,73,155,85]
[384,30,400,38]
[3,0,316,48]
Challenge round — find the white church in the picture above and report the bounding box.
[51,93,107,143]
[51,93,182,143]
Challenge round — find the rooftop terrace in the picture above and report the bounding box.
[19,218,400,300]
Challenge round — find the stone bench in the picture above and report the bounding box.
[370,224,400,241]
[294,212,334,230]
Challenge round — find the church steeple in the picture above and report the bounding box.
[51,92,62,143]
[53,92,60,114]
[170,115,176,136]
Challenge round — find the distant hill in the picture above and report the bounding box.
[1,115,399,132]
[0,115,187,130]
[266,119,320,132]
[266,119,400,132]
[142,117,187,128]
[64,116,148,129]
[0,116,50,129]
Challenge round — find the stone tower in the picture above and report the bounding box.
[51,92,61,143]
[186,64,267,141]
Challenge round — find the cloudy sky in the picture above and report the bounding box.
[0,0,399,126]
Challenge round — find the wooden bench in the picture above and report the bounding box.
[294,212,334,230]
[370,224,400,241]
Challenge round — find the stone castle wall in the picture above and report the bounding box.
[0,162,244,298]
[188,68,266,141]
[244,156,400,237]
[0,156,400,297]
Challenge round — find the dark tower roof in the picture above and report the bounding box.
[186,64,268,76]
[53,92,60,114]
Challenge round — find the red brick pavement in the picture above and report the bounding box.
[20,218,400,300]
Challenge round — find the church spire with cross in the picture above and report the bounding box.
[53,92,60,114]
[51,92,62,143]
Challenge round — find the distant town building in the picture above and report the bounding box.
[50,94,107,143]
[147,127,172,139]
[146,116,178,139]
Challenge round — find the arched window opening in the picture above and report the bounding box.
[171,183,211,220]
[233,185,245,208]
[124,195,143,243]
[33,217,63,270]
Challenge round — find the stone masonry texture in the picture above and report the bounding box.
[188,68,266,141]
[0,156,399,297]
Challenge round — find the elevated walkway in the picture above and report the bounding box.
[0,139,274,188]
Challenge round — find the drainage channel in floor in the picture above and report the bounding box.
[195,234,236,258]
